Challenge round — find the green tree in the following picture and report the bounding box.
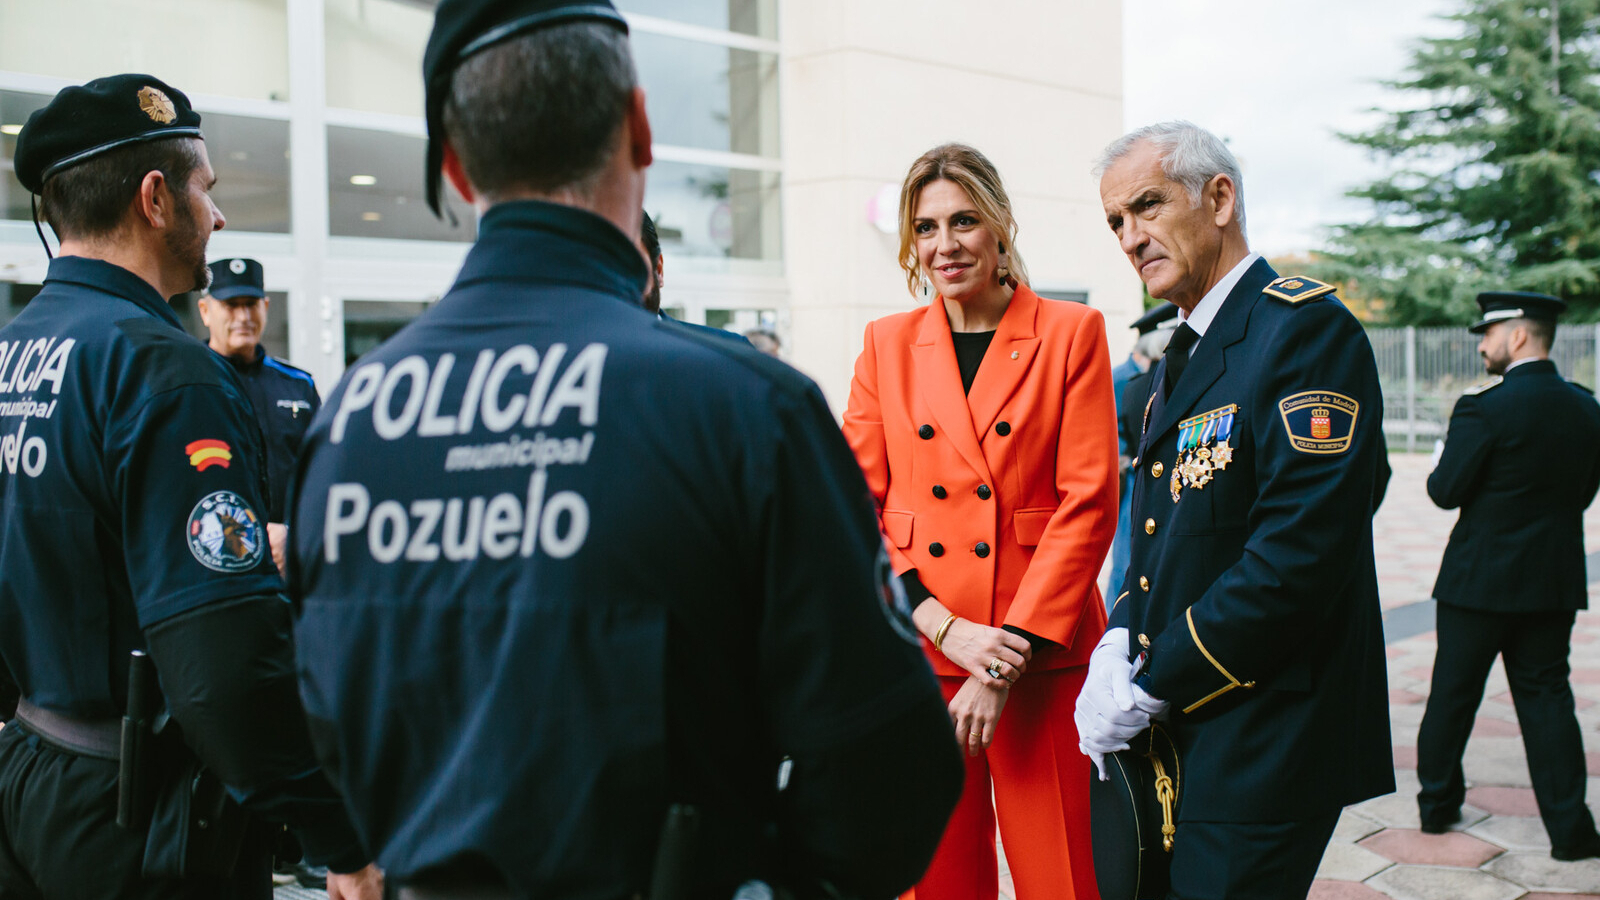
[1314,0,1600,324]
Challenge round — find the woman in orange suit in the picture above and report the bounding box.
[843,144,1116,900]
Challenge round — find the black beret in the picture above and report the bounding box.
[1470,291,1566,333]
[207,258,266,301]
[13,74,202,194]
[423,0,628,217]
[1130,302,1179,334]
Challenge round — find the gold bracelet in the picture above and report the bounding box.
[933,614,959,651]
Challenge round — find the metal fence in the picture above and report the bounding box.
[1373,324,1600,451]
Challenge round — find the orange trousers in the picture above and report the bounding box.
[903,666,1099,900]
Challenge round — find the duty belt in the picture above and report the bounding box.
[13,698,121,760]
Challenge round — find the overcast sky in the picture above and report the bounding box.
[1122,0,1459,258]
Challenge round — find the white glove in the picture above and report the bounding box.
[1075,628,1168,780]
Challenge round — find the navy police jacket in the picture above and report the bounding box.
[1429,359,1600,612]
[216,345,321,522]
[1111,259,1394,822]
[289,202,949,896]
[0,257,280,717]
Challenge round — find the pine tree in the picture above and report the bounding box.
[1314,0,1600,324]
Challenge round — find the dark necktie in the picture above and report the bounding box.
[1163,323,1200,397]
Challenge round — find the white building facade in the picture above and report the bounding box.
[0,0,1135,409]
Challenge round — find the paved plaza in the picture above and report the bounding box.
[276,454,1600,900]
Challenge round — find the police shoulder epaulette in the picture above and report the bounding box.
[263,355,316,387]
[1463,376,1503,396]
[1261,276,1336,305]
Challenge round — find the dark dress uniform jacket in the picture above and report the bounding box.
[289,202,955,898]
[1111,259,1394,822]
[218,345,321,522]
[1429,359,1600,611]
[0,257,281,716]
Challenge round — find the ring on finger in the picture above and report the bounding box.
[987,657,1004,680]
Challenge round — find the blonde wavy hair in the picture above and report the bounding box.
[896,143,1028,298]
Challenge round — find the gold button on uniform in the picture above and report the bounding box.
[1144,518,1156,535]
[1139,576,1150,592]
[1151,461,1164,478]
[1138,633,1151,648]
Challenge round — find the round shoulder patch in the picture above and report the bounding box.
[187,491,266,573]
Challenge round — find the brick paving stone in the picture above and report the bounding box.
[1359,829,1503,868]
[1393,746,1418,769]
[1317,842,1393,881]
[1307,879,1391,899]
[1331,809,1384,843]
[1574,631,1597,644]
[1576,668,1600,684]
[1525,894,1600,900]
[1405,666,1435,681]
[1485,852,1600,892]
[1467,816,1552,852]
[1467,786,1542,816]
[1368,864,1524,900]
[1391,689,1428,705]
[1387,645,1408,659]
[1590,751,1600,776]
[1472,717,1521,737]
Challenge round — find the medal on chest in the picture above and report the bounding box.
[1170,405,1237,503]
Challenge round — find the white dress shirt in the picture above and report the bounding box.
[1177,252,1262,356]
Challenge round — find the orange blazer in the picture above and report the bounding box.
[843,285,1116,676]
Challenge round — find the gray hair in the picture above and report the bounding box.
[1094,121,1247,239]
[1134,326,1173,360]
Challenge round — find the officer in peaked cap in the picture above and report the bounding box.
[0,75,379,898]
[1419,290,1600,860]
[199,258,321,573]
[287,3,961,899]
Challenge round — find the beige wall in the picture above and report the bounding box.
[780,0,1136,411]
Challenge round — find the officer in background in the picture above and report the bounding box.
[1080,121,1393,898]
[199,257,321,574]
[1418,291,1600,859]
[288,3,962,899]
[1109,303,1177,598]
[0,75,379,898]
[640,210,749,344]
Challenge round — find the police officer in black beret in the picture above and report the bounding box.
[1083,122,1393,899]
[1417,291,1600,859]
[199,258,321,573]
[0,74,380,899]
[287,3,962,899]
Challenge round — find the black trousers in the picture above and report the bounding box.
[1416,604,1598,849]
[0,723,270,900]
[1165,813,1339,900]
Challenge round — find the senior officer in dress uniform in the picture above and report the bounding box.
[0,75,379,900]
[1078,121,1393,900]
[1416,292,1600,860]
[286,4,962,899]
[199,258,321,574]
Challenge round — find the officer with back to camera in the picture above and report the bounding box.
[0,75,380,899]
[199,257,321,574]
[287,3,963,899]
[1417,291,1600,860]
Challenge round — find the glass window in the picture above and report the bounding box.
[325,0,432,117]
[647,161,781,262]
[634,33,779,158]
[2,92,290,235]
[0,0,289,102]
[328,126,474,243]
[344,299,430,366]
[0,283,42,330]
[618,0,777,40]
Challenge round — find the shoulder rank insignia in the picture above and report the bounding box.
[1262,276,1336,305]
[1463,376,1503,396]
